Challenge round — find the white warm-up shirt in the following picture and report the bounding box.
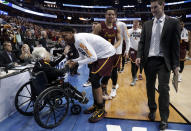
[72,33,116,65]
[116,21,130,54]
[128,28,142,51]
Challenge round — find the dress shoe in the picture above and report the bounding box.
[148,112,156,121]
[159,121,168,130]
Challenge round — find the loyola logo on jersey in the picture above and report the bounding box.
[78,43,92,57]
[104,32,116,38]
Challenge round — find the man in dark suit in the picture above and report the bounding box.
[135,0,180,130]
[0,41,19,67]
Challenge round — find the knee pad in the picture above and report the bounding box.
[90,73,101,89]
[101,76,110,85]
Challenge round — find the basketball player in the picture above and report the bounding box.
[62,27,116,123]
[93,7,121,99]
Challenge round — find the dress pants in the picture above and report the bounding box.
[144,56,170,122]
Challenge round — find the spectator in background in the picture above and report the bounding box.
[52,36,66,57]
[1,26,11,43]
[0,41,19,67]
[19,44,32,64]
[12,29,21,59]
[39,30,48,50]
[23,30,35,52]
[15,27,23,48]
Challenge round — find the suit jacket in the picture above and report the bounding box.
[137,16,180,71]
[0,50,18,67]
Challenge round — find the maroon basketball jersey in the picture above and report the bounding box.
[99,21,117,45]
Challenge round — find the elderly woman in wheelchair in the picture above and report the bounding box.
[15,47,89,129]
[32,46,68,83]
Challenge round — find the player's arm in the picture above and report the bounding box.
[92,23,101,35]
[113,26,121,48]
[72,39,97,65]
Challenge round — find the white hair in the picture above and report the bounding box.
[32,47,49,60]
[41,31,47,36]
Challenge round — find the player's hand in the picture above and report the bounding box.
[66,60,77,68]
[64,45,70,55]
[135,58,141,67]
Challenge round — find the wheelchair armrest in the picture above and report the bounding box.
[47,77,64,87]
[55,77,65,84]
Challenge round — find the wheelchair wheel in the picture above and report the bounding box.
[71,104,81,115]
[15,81,35,116]
[34,87,69,129]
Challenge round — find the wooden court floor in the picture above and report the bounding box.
[105,61,191,124]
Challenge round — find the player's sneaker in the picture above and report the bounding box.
[130,79,136,86]
[110,88,117,97]
[138,74,143,80]
[115,84,119,90]
[88,108,107,123]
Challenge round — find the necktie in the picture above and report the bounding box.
[154,19,161,55]
[8,52,13,62]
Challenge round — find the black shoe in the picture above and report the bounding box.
[159,121,168,130]
[148,112,156,121]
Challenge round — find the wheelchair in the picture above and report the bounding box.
[15,68,89,129]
